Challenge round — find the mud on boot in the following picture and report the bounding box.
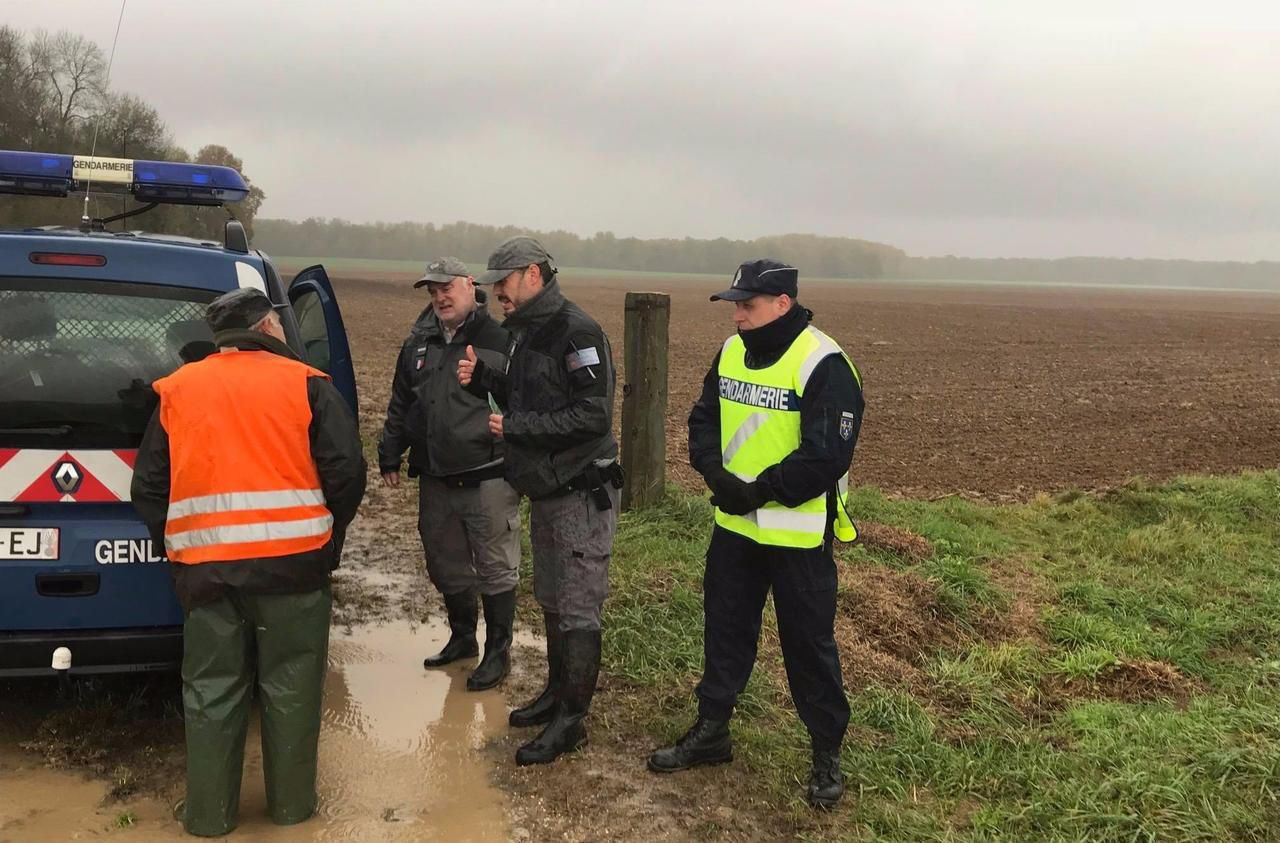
[423,590,479,668]
[514,629,599,766]
[468,590,515,691]
[807,745,844,810]
[509,611,562,728]
[646,716,733,773]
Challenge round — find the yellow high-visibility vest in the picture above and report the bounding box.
[715,325,861,548]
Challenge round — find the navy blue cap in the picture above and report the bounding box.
[710,259,799,302]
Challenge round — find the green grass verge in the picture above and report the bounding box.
[598,472,1280,841]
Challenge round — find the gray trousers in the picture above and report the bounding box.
[530,486,618,632]
[418,476,521,596]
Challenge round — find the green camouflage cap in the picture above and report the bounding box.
[475,236,556,285]
[413,256,471,288]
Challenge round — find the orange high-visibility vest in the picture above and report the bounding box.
[152,350,333,564]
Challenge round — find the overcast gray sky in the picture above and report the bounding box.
[10,1,1280,260]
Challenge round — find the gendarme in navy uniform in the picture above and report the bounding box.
[647,259,864,811]
[458,235,622,767]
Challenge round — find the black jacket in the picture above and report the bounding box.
[688,304,864,508]
[130,332,367,609]
[378,300,510,479]
[466,278,618,499]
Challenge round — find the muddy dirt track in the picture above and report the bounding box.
[337,272,1280,500]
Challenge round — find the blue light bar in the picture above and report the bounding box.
[131,158,249,205]
[0,149,249,205]
[0,151,74,197]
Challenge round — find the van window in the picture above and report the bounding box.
[0,281,216,447]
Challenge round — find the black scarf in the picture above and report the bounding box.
[738,303,812,367]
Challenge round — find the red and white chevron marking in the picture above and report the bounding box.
[0,449,137,503]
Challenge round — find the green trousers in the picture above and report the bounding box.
[180,586,331,837]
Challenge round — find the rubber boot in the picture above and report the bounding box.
[514,629,600,765]
[467,590,515,691]
[509,611,562,727]
[647,716,733,773]
[807,744,845,810]
[423,590,479,668]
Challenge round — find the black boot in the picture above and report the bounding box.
[646,716,733,773]
[509,611,562,727]
[807,745,844,810]
[423,590,478,668]
[467,590,515,691]
[514,629,599,765]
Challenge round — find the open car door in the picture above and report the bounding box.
[287,265,358,420]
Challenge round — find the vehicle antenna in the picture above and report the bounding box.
[80,0,129,230]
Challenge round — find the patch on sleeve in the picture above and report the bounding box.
[565,346,601,372]
[839,410,855,441]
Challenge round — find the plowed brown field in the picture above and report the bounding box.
[332,271,1280,499]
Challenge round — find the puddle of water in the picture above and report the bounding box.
[0,619,523,842]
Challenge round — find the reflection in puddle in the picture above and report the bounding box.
[306,621,512,840]
[0,620,516,842]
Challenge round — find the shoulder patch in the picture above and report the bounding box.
[839,415,854,441]
[565,346,601,372]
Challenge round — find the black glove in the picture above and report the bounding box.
[705,466,771,516]
[702,464,737,499]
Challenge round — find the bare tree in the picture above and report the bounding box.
[30,29,107,136]
[1,27,273,238]
[0,26,44,148]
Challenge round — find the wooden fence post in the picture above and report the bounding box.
[620,291,671,511]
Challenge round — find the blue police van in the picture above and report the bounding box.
[0,150,358,676]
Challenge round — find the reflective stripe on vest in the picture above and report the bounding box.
[153,350,334,564]
[165,515,335,553]
[716,325,859,548]
[166,488,327,521]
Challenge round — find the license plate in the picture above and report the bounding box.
[0,528,60,560]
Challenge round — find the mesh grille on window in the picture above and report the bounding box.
[0,289,209,374]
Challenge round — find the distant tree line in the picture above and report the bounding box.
[255,218,1280,289]
[898,255,1280,290]
[0,27,265,239]
[253,218,904,279]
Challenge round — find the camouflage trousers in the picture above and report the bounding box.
[529,486,619,631]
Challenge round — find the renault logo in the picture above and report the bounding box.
[52,461,83,494]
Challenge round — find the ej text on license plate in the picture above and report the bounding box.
[0,528,60,560]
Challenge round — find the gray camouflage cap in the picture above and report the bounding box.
[475,236,557,285]
[413,256,471,288]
